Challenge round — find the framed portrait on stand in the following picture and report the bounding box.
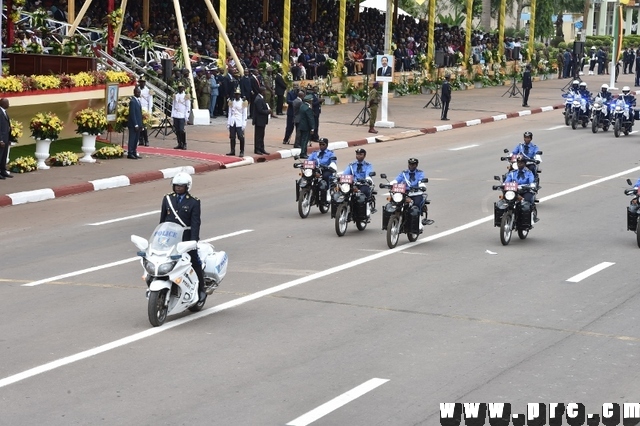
[106,83,119,123]
[375,55,394,82]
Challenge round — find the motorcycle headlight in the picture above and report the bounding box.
[143,259,156,275]
[303,168,313,177]
[335,194,345,203]
[573,101,580,106]
[616,106,622,111]
[298,179,308,188]
[392,192,404,203]
[504,190,516,201]
[157,261,177,275]
[340,183,351,193]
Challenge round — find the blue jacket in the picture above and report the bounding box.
[308,148,336,167]
[394,169,425,188]
[505,168,534,185]
[512,142,539,159]
[343,160,374,180]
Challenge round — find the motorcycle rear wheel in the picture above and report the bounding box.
[298,190,312,218]
[386,215,401,249]
[407,232,419,242]
[614,119,621,137]
[356,218,368,231]
[624,126,630,136]
[148,289,168,327]
[335,205,348,236]
[318,191,330,214]
[500,212,513,246]
[518,228,529,239]
[592,116,599,133]
[581,118,588,128]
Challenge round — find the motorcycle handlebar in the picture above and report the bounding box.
[625,189,637,196]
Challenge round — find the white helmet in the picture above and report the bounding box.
[172,172,192,191]
[623,86,631,95]
[601,83,609,91]
[579,81,587,88]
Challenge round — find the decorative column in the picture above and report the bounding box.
[107,0,114,54]
[218,0,227,69]
[597,1,607,35]
[464,0,473,66]
[337,0,346,78]
[585,2,595,37]
[528,0,536,61]
[498,0,506,59]
[282,0,291,77]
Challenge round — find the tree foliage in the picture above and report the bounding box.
[535,0,555,39]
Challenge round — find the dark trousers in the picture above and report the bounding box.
[312,114,320,141]
[523,88,530,106]
[293,123,301,147]
[127,126,140,154]
[284,114,295,142]
[589,60,597,72]
[276,94,284,115]
[138,128,149,146]
[173,118,186,147]
[254,125,266,153]
[441,98,450,119]
[188,250,205,293]
[0,141,8,173]
[229,125,245,154]
[299,130,310,156]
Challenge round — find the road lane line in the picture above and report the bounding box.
[546,125,567,130]
[449,144,479,151]
[21,230,253,287]
[566,262,615,283]
[87,210,161,226]
[286,378,389,426]
[5,167,640,387]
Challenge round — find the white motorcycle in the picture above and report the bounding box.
[131,222,228,327]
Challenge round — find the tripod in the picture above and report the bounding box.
[502,75,523,98]
[351,73,371,126]
[423,85,441,108]
[561,66,582,92]
[151,93,175,139]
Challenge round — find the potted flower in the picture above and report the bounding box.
[6,118,23,165]
[30,111,64,170]
[94,144,124,159]
[74,107,108,163]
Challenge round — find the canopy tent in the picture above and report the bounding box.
[359,0,412,17]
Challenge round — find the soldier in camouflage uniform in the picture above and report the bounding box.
[263,65,278,118]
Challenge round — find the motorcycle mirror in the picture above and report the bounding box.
[500,157,507,161]
[380,173,387,179]
[503,148,509,153]
[293,156,300,160]
[494,176,501,181]
[492,185,500,190]
[379,183,385,188]
[131,235,149,251]
[369,171,376,177]
[331,156,337,161]
[537,150,543,155]
[177,240,198,254]
[627,178,633,186]
[421,178,428,183]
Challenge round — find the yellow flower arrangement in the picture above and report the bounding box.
[94,145,124,159]
[30,112,64,141]
[33,75,61,90]
[10,119,23,142]
[71,72,95,87]
[74,108,108,135]
[105,70,131,84]
[8,156,37,173]
[51,151,79,167]
[107,8,123,28]
[0,75,25,93]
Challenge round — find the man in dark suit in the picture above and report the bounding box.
[298,94,315,158]
[275,70,287,115]
[377,56,392,76]
[441,74,451,121]
[522,64,533,107]
[252,87,270,155]
[283,82,299,144]
[249,68,261,119]
[0,98,12,179]
[127,87,143,159]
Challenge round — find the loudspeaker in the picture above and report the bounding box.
[573,41,585,59]
[162,59,173,82]
[435,51,445,68]
[364,58,373,75]
[512,47,521,61]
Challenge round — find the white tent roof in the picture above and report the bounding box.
[359,0,412,17]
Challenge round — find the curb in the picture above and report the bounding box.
[0,104,564,207]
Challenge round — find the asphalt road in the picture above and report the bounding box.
[2,112,640,425]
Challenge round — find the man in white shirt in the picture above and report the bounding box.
[226,88,247,157]
[137,78,152,146]
[171,83,190,150]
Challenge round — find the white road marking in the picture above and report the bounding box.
[449,144,479,151]
[286,378,389,426]
[21,230,253,287]
[5,166,640,388]
[547,125,567,130]
[87,210,161,226]
[566,262,615,283]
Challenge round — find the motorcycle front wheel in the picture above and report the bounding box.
[500,211,514,246]
[564,108,570,126]
[148,289,169,327]
[386,215,401,249]
[298,190,312,218]
[614,118,621,137]
[335,204,348,236]
[592,115,599,133]
[571,112,578,129]
[636,217,640,248]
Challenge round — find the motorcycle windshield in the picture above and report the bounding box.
[148,222,184,255]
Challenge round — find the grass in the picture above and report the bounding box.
[9,137,113,161]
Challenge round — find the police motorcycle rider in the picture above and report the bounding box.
[342,148,376,218]
[620,86,637,126]
[504,157,539,224]
[511,131,540,179]
[568,80,581,95]
[578,81,593,116]
[159,172,207,303]
[390,157,432,231]
[599,83,613,103]
[307,137,337,204]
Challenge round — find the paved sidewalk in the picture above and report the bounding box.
[0,73,627,207]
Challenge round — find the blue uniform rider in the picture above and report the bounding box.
[343,148,374,199]
[307,138,336,202]
[629,178,640,214]
[392,157,427,212]
[504,157,537,208]
[512,131,540,176]
[621,86,637,126]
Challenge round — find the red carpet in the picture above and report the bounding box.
[137,146,241,164]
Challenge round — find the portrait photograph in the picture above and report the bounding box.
[106,83,119,123]
[375,55,393,82]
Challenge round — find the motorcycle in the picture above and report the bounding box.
[379,173,432,249]
[332,172,377,236]
[612,98,634,138]
[591,94,611,133]
[293,157,337,218]
[562,92,575,126]
[131,222,228,327]
[492,176,538,246]
[570,93,590,129]
[500,149,543,191]
[624,178,640,248]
